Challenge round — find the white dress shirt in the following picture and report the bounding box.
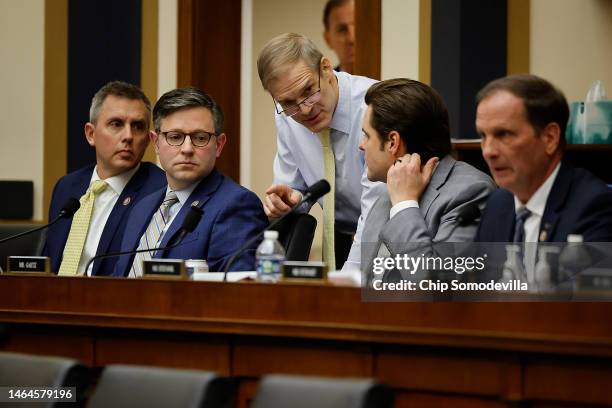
[71,165,139,276]
[273,70,386,271]
[514,162,561,282]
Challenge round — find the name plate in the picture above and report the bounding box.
[7,256,50,273]
[282,261,327,282]
[578,268,612,292]
[142,259,186,279]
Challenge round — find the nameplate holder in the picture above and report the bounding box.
[7,256,50,274]
[142,259,186,279]
[282,261,327,282]
[577,268,612,293]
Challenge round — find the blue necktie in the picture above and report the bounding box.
[513,207,532,243]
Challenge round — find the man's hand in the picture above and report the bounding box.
[386,153,439,205]
[264,184,302,218]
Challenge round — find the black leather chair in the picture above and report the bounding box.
[88,365,234,408]
[251,374,394,408]
[270,213,317,261]
[0,224,46,271]
[0,351,89,407]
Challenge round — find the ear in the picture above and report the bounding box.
[387,130,407,157]
[320,57,334,75]
[150,131,160,154]
[541,122,561,155]
[215,133,227,158]
[84,122,95,147]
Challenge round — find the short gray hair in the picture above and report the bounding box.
[89,81,151,125]
[257,33,323,91]
[153,87,224,134]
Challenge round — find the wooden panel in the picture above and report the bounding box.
[418,0,432,84]
[95,330,230,373]
[376,349,521,398]
[394,391,508,408]
[1,325,94,365]
[233,339,373,378]
[177,0,241,182]
[354,0,381,79]
[507,0,530,75]
[524,358,612,406]
[43,0,68,223]
[140,0,159,163]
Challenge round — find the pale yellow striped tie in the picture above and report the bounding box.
[319,128,336,269]
[58,180,108,275]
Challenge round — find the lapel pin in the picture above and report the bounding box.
[192,200,200,207]
[122,197,132,206]
[539,229,548,242]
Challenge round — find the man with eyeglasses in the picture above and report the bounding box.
[257,32,385,271]
[112,87,267,277]
[44,81,165,276]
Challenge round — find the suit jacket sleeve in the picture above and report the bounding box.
[378,178,494,280]
[207,189,268,272]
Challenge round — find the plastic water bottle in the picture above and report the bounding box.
[256,230,285,282]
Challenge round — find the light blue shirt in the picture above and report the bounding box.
[273,70,386,270]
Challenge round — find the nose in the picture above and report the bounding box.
[121,124,134,143]
[298,102,314,116]
[181,135,195,155]
[358,136,365,151]
[481,136,498,161]
[347,25,355,44]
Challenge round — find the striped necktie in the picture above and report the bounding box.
[58,179,108,276]
[129,191,179,278]
[319,128,336,270]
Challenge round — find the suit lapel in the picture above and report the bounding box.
[539,161,571,242]
[93,165,150,274]
[419,155,455,219]
[158,169,224,252]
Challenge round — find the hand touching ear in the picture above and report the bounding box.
[386,153,439,205]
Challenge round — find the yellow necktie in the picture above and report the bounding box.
[319,128,336,269]
[58,180,108,276]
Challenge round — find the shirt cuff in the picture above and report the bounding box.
[390,200,419,219]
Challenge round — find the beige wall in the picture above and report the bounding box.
[381,0,420,80]
[0,0,45,220]
[530,0,612,102]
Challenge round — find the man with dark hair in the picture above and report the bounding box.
[476,74,612,245]
[112,87,267,277]
[359,78,495,276]
[323,0,354,73]
[45,81,165,276]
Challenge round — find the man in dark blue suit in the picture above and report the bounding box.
[112,87,267,277]
[475,75,612,247]
[44,81,165,276]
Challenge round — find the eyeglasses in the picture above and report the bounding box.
[273,68,322,117]
[160,131,216,147]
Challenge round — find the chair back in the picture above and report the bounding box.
[251,374,394,408]
[88,365,233,408]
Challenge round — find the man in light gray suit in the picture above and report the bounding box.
[358,78,496,281]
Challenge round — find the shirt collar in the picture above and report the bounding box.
[514,162,561,217]
[328,71,351,135]
[166,182,199,206]
[91,164,140,196]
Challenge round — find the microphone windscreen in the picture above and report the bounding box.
[182,205,203,232]
[306,179,331,202]
[457,204,481,226]
[59,198,81,217]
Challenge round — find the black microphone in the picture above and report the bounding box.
[0,198,80,245]
[433,204,481,243]
[221,179,331,281]
[83,205,203,276]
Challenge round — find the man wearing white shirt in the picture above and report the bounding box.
[358,79,495,281]
[44,81,165,276]
[257,32,385,271]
